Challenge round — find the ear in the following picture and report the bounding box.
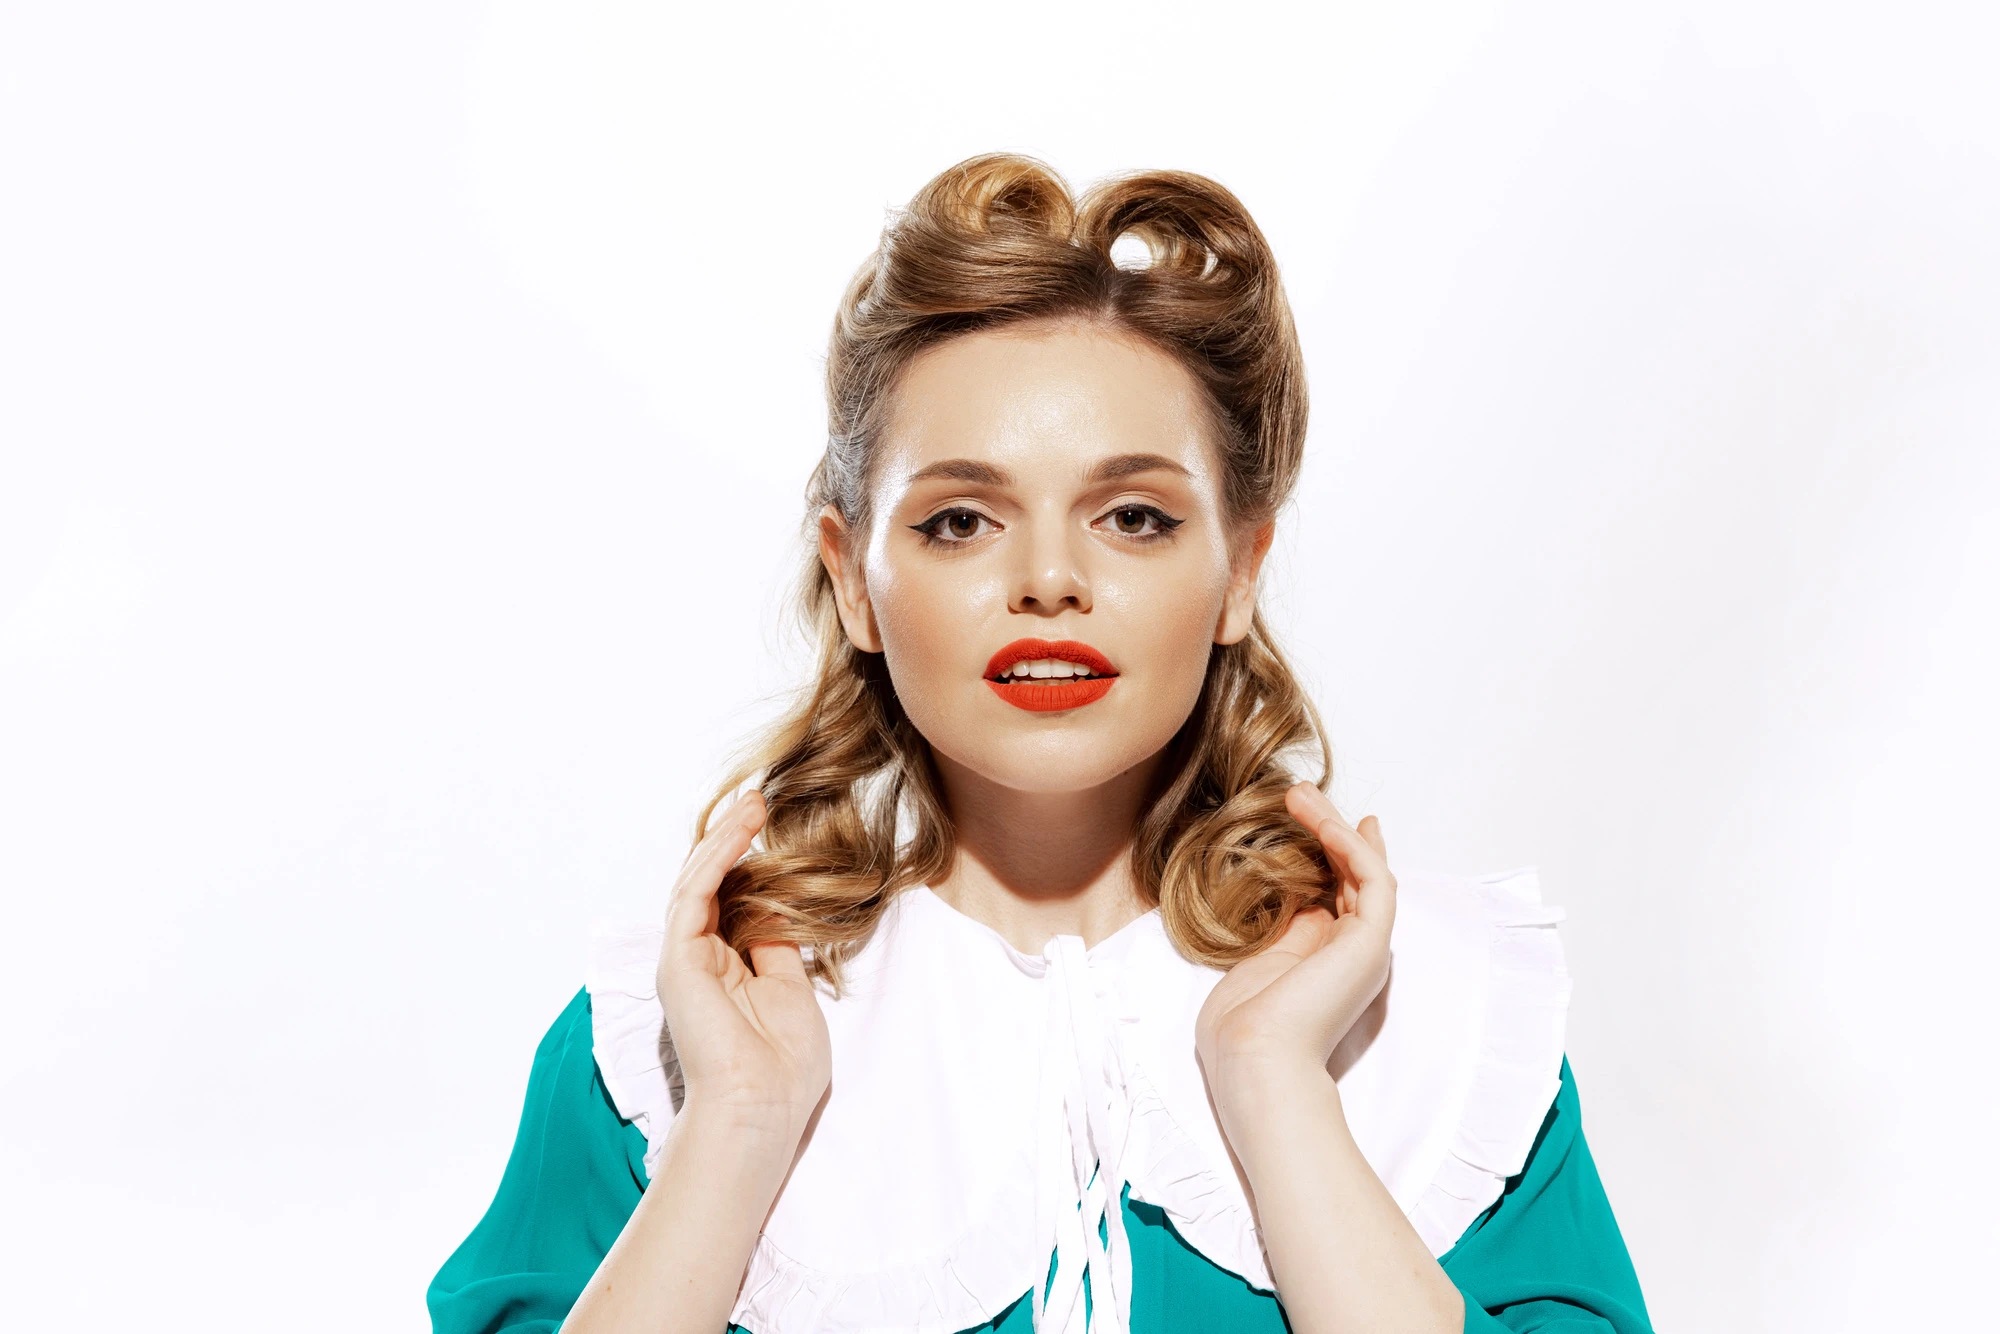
[819,505,883,654]
[1214,519,1274,646]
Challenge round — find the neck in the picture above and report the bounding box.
[928,750,1159,953]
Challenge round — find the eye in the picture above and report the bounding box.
[911,506,999,545]
[1094,504,1184,540]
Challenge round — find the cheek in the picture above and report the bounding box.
[866,559,1003,716]
[1102,564,1230,714]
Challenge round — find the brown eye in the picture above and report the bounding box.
[911,508,996,544]
[1093,504,1183,541]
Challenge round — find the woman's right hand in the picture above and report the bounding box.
[565,792,829,1334]
[655,791,831,1145]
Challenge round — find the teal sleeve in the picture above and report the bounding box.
[425,997,1650,1334]
[427,988,651,1334]
[1440,1060,1653,1334]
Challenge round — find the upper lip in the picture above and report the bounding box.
[984,638,1118,680]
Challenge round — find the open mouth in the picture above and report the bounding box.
[983,638,1119,713]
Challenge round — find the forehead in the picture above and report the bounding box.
[874,321,1219,484]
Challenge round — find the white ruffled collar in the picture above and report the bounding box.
[585,869,1570,1334]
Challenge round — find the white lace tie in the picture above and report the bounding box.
[1031,934,1134,1334]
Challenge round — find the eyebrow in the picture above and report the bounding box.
[1085,452,1192,484]
[905,453,1192,487]
[908,458,1012,485]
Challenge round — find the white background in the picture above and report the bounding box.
[2,1,1995,1328]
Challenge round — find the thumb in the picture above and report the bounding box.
[749,941,809,981]
[1261,906,1336,961]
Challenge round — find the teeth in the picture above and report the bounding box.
[1005,658,1093,680]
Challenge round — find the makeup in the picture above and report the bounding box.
[983,638,1119,713]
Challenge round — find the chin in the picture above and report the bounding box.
[973,753,1137,796]
[928,704,1180,797]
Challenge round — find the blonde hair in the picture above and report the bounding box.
[701,153,1333,983]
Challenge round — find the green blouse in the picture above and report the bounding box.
[428,989,1652,1334]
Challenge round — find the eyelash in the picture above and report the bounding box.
[909,504,1185,547]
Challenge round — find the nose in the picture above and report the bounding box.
[1008,521,1092,616]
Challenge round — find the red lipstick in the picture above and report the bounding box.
[983,638,1119,713]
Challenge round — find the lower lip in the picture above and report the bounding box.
[984,677,1117,712]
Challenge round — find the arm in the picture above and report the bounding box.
[1196,785,1459,1334]
[430,792,829,1334]
[1216,1062,1463,1333]
[424,989,805,1334]
[563,791,830,1334]
[558,1107,797,1333]
[1198,786,1649,1334]
[1216,1060,1653,1334]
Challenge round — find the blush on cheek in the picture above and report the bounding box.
[1119,554,1226,664]
[867,576,979,754]
[1070,573,1228,779]
[1147,593,1228,733]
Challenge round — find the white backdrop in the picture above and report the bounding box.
[3,2,1995,1328]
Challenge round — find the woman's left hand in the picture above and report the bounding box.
[1195,782,1397,1098]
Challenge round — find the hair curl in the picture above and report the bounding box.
[700,153,1333,984]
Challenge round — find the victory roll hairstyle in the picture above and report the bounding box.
[701,153,1334,983]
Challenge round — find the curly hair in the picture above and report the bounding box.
[699,153,1333,984]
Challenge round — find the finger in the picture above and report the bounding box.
[666,791,767,944]
[674,790,766,906]
[1285,782,1372,861]
[679,789,763,864]
[1285,783,1395,925]
[1285,783,1369,873]
[672,804,764,948]
[1284,781,1349,834]
[1358,813,1387,861]
[748,941,808,982]
[1284,782,1355,904]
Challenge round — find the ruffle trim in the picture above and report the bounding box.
[1120,1045,1276,1290]
[732,1144,1045,1334]
[582,921,680,1181]
[582,868,1571,1330]
[583,920,1054,1334]
[1118,867,1570,1287]
[1406,867,1572,1255]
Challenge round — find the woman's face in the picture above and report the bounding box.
[822,320,1270,796]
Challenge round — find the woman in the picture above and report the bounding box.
[428,155,1652,1334]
